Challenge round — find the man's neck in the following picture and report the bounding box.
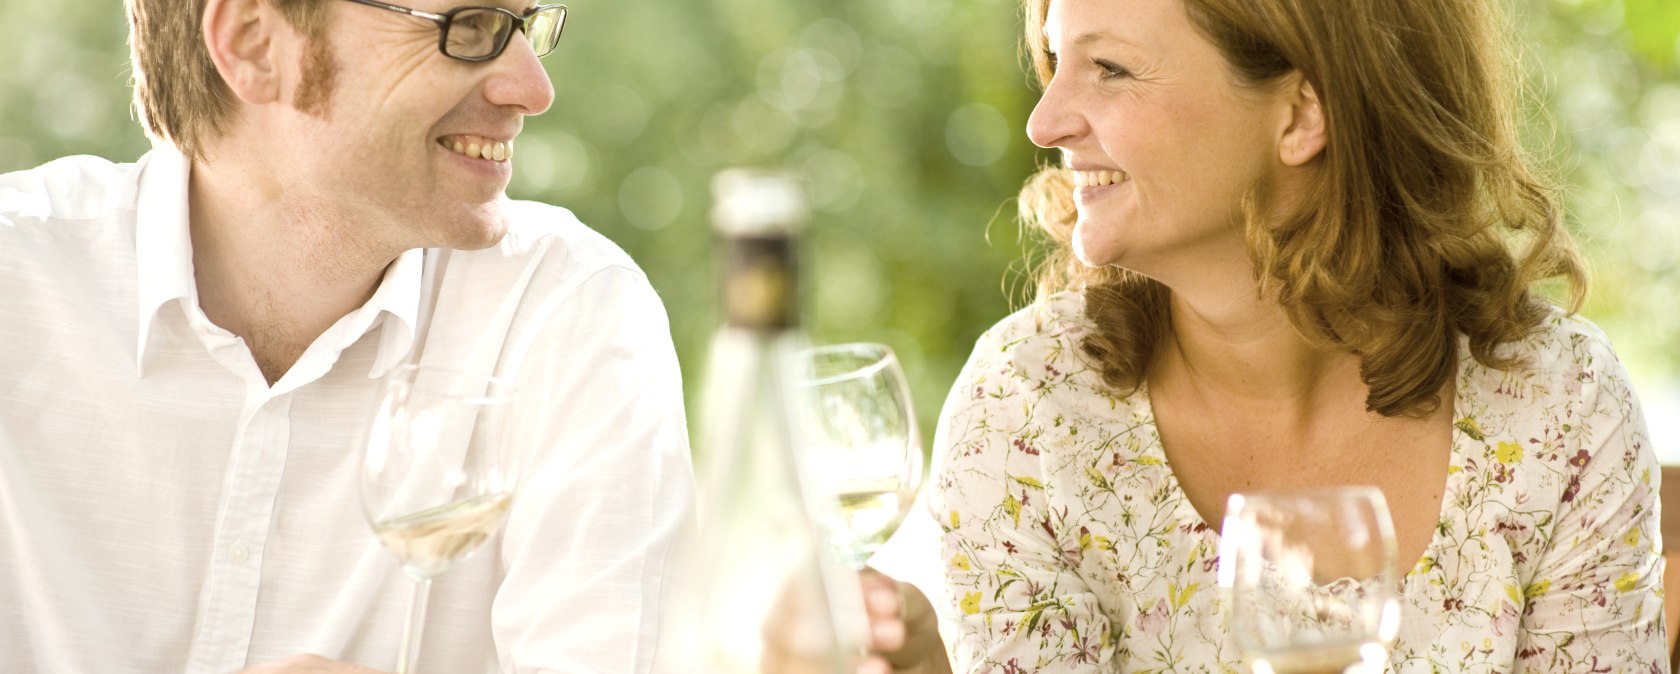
[186,154,400,385]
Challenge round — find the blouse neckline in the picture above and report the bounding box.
[1127,351,1477,580]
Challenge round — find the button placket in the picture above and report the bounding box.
[182,391,294,674]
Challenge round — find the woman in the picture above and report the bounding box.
[857,0,1665,670]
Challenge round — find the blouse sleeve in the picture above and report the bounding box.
[1515,325,1666,671]
[929,322,1118,673]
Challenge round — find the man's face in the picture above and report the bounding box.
[278,0,555,252]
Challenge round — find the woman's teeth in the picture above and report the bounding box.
[1072,169,1128,187]
[442,136,512,162]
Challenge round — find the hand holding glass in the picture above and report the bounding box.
[1217,487,1402,674]
[361,365,518,674]
[797,343,924,569]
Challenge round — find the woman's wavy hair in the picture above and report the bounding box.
[1019,0,1587,417]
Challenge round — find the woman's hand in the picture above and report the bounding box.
[857,569,951,674]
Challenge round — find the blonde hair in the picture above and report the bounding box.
[126,0,331,160]
[1019,0,1586,417]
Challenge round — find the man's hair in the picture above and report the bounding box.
[1018,0,1586,417]
[126,0,332,160]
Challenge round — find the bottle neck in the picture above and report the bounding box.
[719,232,798,331]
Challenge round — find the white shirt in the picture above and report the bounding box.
[0,147,694,674]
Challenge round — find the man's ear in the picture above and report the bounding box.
[1278,72,1326,167]
[202,0,285,105]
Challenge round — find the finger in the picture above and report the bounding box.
[760,644,826,674]
[870,611,906,651]
[858,568,898,596]
[855,655,894,674]
[864,581,901,617]
[859,568,903,620]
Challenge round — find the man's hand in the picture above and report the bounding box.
[856,569,951,674]
[235,654,386,674]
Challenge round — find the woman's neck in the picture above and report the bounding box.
[1154,283,1365,417]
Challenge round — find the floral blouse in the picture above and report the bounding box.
[930,292,1665,673]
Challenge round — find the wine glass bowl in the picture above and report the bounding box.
[796,343,923,569]
[361,364,518,673]
[1217,487,1402,674]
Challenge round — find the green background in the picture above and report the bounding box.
[2,0,1677,455]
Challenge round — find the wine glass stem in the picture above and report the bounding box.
[397,576,433,674]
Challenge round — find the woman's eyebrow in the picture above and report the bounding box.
[1072,30,1137,48]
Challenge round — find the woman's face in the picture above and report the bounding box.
[1027,0,1289,275]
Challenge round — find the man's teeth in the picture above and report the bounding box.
[444,137,512,162]
[1072,169,1128,187]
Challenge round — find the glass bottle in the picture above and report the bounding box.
[653,169,863,674]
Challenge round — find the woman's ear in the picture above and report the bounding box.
[202,0,285,105]
[1278,73,1327,167]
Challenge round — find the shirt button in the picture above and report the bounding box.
[230,542,251,565]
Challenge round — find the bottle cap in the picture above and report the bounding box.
[711,169,808,236]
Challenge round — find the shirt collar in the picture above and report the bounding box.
[133,145,195,375]
[132,144,424,379]
[364,248,423,379]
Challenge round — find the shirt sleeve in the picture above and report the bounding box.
[1515,327,1666,671]
[929,324,1117,673]
[490,266,694,674]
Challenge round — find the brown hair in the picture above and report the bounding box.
[126,0,332,160]
[1018,0,1586,417]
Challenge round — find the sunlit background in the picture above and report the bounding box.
[2,0,1676,456]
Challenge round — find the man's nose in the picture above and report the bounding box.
[485,32,555,116]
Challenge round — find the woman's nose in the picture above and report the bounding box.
[1025,78,1081,150]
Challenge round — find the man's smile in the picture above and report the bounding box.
[438,134,512,162]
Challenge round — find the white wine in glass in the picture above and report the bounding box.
[372,491,513,578]
[1217,487,1402,674]
[797,343,923,569]
[362,365,518,674]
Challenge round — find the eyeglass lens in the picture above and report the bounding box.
[443,6,563,60]
[527,8,563,56]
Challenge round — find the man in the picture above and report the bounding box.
[0,0,691,671]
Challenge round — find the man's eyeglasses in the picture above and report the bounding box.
[340,0,567,63]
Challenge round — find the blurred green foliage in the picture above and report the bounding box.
[1619,0,1680,71]
[1,0,1676,448]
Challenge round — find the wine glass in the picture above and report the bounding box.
[1216,487,1402,674]
[361,365,519,674]
[795,342,924,569]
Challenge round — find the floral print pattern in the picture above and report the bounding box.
[931,292,1665,673]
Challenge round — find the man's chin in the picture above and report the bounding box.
[451,219,509,251]
[431,203,510,251]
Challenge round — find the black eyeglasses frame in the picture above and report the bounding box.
[340,0,568,63]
